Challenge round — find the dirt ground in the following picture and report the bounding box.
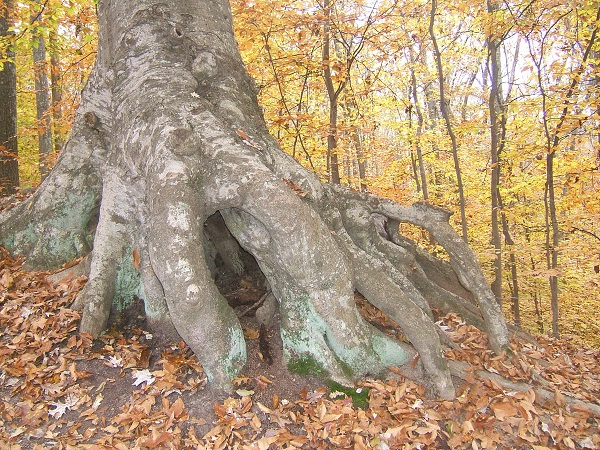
[1,243,599,449]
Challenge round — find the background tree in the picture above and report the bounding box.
[30,0,53,179]
[428,0,473,242]
[7,0,96,187]
[0,0,19,194]
[232,0,600,346]
[0,0,514,399]
[2,0,599,368]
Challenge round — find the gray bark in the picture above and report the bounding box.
[0,0,509,397]
[31,3,54,179]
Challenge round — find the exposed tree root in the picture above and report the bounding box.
[0,0,513,399]
[449,360,600,417]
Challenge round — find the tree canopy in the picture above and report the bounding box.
[0,0,598,447]
[3,0,597,346]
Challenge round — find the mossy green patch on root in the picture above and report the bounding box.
[326,380,370,409]
[287,354,327,377]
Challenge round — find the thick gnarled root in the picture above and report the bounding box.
[148,175,245,388]
[218,172,414,384]
[327,185,510,354]
[77,174,134,337]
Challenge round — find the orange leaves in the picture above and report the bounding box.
[490,397,519,421]
[131,249,140,270]
[0,249,210,447]
[1,248,600,448]
[282,178,307,198]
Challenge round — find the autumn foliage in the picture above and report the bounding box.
[3,0,599,347]
[0,248,598,448]
[230,0,600,347]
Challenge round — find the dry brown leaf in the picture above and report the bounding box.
[386,365,403,375]
[170,397,185,418]
[132,249,140,270]
[321,413,343,423]
[554,388,566,407]
[244,327,260,339]
[490,399,518,421]
[250,413,262,430]
[282,178,307,197]
[236,129,249,140]
[256,435,278,450]
[137,347,151,368]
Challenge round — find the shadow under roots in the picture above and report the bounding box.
[100,210,438,428]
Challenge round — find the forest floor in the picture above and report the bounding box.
[0,233,599,448]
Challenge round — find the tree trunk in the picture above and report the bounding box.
[322,0,341,184]
[487,0,503,304]
[409,59,429,201]
[429,0,468,242]
[49,31,64,153]
[0,0,19,195]
[528,8,599,338]
[343,96,367,191]
[31,3,54,179]
[0,0,509,398]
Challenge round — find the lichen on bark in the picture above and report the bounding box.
[0,0,509,398]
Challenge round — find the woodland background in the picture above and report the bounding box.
[1,0,599,347]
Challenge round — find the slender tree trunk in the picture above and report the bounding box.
[500,35,521,325]
[352,128,367,191]
[322,0,341,184]
[429,0,468,241]
[487,0,503,304]
[529,9,599,338]
[0,0,19,194]
[509,250,521,326]
[31,3,54,179]
[49,31,64,153]
[525,228,544,332]
[545,156,560,337]
[409,138,421,193]
[343,97,367,191]
[409,64,429,201]
[263,33,314,170]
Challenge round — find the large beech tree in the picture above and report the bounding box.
[0,0,509,399]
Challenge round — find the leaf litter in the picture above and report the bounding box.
[0,248,598,449]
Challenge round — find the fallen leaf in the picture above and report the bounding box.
[48,394,79,419]
[490,399,518,421]
[169,397,185,418]
[106,355,123,368]
[283,178,307,197]
[236,129,249,140]
[132,249,140,270]
[132,369,155,387]
[137,347,151,368]
[244,327,260,339]
[236,389,254,397]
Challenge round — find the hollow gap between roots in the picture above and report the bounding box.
[99,210,436,387]
[383,216,450,262]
